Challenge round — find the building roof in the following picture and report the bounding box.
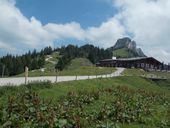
[117,57,150,61]
[100,57,161,64]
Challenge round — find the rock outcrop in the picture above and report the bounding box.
[109,37,146,58]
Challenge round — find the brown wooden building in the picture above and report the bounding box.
[96,57,164,70]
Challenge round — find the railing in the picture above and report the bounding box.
[0,68,125,86]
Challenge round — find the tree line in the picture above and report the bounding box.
[0,46,53,77]
[0,44,112,77]
[55,44,112,70]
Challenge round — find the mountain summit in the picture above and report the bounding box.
[109,37,146,58]
[113,37,136,50]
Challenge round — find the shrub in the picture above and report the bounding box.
[1,91,68,127]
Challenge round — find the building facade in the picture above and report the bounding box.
[96,57,168,71]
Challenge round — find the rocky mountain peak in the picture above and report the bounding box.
[109,37,146,58]
[113,37,136,50]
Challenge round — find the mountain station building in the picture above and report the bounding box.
[96,57,170,71]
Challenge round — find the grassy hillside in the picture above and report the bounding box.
[123,68,147,76]
[149,71,170,79]
[0,76,170,127]
[113,48,138,58]
[67,58,92,70]
[17,58,116,76]
[58,58,116,76]
[113,48,129,58]
[44,52,60,69]
[58,66,116,76]
[123,68,170,79]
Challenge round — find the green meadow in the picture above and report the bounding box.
[0,76,170,127]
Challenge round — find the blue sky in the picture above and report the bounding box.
[16,0,117,28]
[0,0,170,63]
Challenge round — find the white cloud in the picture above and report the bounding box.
[0,0,51,51]
[0,0,170,63]
[86,17,126,47]
[44,22,85,40]
[0,0,125,55]
[112,0,170,63]
[0,41,15,51]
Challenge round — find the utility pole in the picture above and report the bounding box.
[25,66,29,85]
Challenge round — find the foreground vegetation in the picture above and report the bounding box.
[0,76,170,127]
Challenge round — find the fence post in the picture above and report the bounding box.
[56,69,58,83]
[96,69,97,79]
[2,65,5,78]
[25,66,28,85]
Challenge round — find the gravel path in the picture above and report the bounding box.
[0,68,125,86]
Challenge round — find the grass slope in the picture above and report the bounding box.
[113,48,137,58]
[149,71,170,79]
[123,68,147,76]
[17,58,116,76]
[67,58,92,70]
[37,77,170,100]
[123,68,170,79]
[44,52,60,69]
[59,58,116,76]
[0,76,170,127]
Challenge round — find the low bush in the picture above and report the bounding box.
[0,85,170,127]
